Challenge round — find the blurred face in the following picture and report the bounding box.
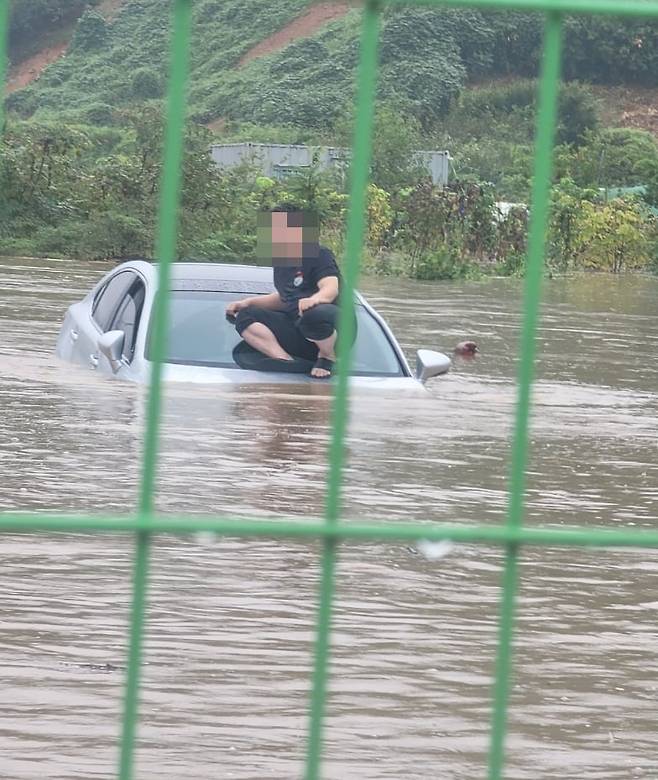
[271,211,303,261]
[256,211,320,266]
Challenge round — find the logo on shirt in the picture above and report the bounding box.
[293,271,304,287]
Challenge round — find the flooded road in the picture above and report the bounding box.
[1,256,657,779]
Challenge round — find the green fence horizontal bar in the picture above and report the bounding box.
[390,0,658,17]
[2,513,658,549]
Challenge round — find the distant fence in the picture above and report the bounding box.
[210,141,451,185]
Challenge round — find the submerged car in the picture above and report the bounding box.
[55,261,451,387]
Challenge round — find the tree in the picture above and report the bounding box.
[574,198,654,272]
[71,10,108,52]
[571,128,658,189]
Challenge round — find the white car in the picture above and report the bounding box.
[55,261,451,387]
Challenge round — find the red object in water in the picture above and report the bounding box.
[454,341,479,357]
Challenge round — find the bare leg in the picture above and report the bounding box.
[242,322,292,361]
[309,330,337,378]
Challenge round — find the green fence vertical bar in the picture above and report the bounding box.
[0,0,8,133]
[487,12,563,780]
[118,2,193,778]
[304,2,382,778]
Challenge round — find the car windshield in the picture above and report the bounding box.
[147,290,404,376]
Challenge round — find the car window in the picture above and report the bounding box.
[92,272,137,331]
[146,290,404,376]
[110,280,146,363]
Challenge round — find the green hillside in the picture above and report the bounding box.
[6,0,658,128]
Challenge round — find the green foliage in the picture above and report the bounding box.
[444,138,534,200]
[562,17,658,85]
[362,179,528,280]
[130,68,164,100]
[378,9,466,125]
[575,199,656,272]
[548,180,657,273]
[413,246,482,281]
[4,88,39,119]
[334,102,425,193]
[7,0,657,134]
[366,184,393,247]
[70,10,108,51]
[441,80,599,147]
[567,128,658,191]
[486,13,658,86]
[83,102,116,126]
[0,98,656,275]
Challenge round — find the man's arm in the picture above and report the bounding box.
[226,291,285,317]
[298,276,339,315]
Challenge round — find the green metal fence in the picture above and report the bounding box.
[2,0,658,777]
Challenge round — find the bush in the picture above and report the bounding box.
[71,10,107,51]
[34,213,151,259]
[557,82,600,146]
[562,17,658,85]
[443,81,599,146]
[130,68,164,100]
[570,128,658,189]
[84,103,116,126]
[379,9,466,125]
[575,198,655,272]
[549,182,657,272]
[487,13,658,85]
[4,89,39,119]
[413,246,482,280]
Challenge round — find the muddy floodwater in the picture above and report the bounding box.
[1,256,658,779]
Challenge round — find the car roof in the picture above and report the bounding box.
[123,259,363,299]
[171,262,274,283]
[170,262,275,293]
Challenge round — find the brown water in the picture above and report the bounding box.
[1,256,658,779]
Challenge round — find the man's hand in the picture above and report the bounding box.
[298,295,320,316]
[226,299,248,318]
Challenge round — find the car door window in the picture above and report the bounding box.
[110,280,146,363]
[92,272,136,331]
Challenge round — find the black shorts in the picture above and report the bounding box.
[235,304,339,361]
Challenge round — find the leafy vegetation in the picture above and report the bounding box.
[2,1,658,276]
[6,1,658,127]
[1,104,656,278]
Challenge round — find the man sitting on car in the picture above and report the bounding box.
[226,204,342,379]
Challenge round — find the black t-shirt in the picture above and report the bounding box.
[273,246,341,315]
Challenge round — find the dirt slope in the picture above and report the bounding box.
[237,1,352,67]
[593,85,658,138]
[6,42,69,94]
[5,0,127,94]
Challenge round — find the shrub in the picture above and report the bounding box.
[130,68,164,100]
[571,128,658,189]
[413,245,482,280]
[557,82,600,146]
[575,198,655,272]
[84,103,116,127]
[71,10,108,51]
[443,81,599,146]
[4,89,38,119]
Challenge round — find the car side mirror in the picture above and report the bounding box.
[416,349,451,382]
[99,330,125,373]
